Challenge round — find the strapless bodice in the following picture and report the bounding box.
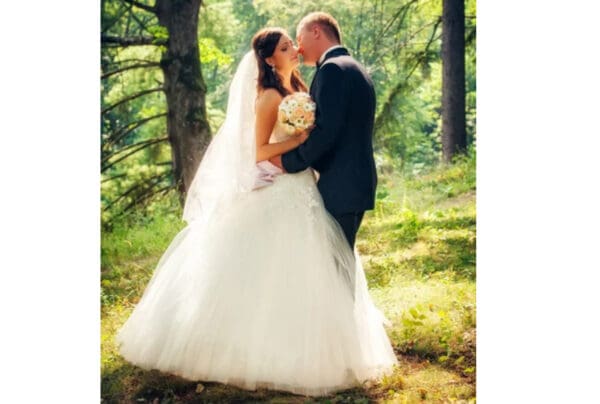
[269,121,293,144]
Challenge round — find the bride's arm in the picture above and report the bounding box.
[255,89,306,163]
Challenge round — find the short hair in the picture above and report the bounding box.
[298,12,341,44]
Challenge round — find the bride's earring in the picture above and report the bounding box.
[271,65,276,73]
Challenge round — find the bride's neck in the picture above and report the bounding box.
[278,71,294,93]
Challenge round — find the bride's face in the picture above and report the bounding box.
[267,34,299,72]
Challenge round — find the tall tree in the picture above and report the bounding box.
[101,0,211,215]
[154,0,211,199]
[441,0,466,162]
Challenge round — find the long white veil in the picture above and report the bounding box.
[182,51,260,224]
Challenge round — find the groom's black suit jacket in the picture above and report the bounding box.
[281,47,377,216]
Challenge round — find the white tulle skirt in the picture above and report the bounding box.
[116,169,398,396]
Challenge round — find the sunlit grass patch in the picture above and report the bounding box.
[101,209,184,270]
[371,358,475,403]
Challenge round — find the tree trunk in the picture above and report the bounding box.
[155,0,211,202]
[442,0,466,162]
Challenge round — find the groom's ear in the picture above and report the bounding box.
[312,25,322,40]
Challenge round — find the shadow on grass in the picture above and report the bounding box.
[409,235,476,281]
[364,233,476,289]
[101,357,475,403]
[101,363,373,403]
[361,209,475,251]
[420,215,476,231]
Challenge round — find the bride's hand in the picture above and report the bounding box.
[295,131,309,145]
[293,125,313,145]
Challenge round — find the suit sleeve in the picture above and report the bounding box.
[281,63,346,173]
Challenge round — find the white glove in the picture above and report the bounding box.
[252,160,284,190]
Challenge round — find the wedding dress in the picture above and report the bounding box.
[115,51,398,397]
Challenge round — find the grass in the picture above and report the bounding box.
[101,153,476,403]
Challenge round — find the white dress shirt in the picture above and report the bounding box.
[317,45,345,66]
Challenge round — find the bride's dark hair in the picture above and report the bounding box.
[251,27,307,97]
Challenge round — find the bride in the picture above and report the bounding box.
[116,27,398,397]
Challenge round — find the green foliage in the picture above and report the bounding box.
[147,25,169,42]
[199,38,234,66]
[101,43,172,226]
[102,201,182,258]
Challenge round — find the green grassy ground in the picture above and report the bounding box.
[101,154,476,403]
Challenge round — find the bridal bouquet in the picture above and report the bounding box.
[278,92,316,135]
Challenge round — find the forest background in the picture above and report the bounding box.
[100,0,476,224]
[100,0,478,402]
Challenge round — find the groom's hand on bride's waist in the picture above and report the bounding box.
[269,155,285,172]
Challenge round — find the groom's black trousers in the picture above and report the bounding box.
[333,211,365,250]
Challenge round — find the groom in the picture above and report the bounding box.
[270,11,377,249]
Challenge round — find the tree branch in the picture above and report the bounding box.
[102,135,168,164]
[380,0,419,39]
[101,3,130,34]
[103,171,170,211]
[405,17,442,81]
[363,0,419,65]
[122,0,156,14]
[370,18,441,68]
[119,183,175,216]
[101,136,168,172]
[101,172,128,183]
[106,58,158,65]
[129,7,156,32]
[101,86,164,115]
[101,34,163,47]
[101,62,160,80]
[103,112,167,148]
[375,17,442,131]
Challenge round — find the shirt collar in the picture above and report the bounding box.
[317,45,345,66]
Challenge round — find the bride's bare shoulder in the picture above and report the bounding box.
[256,88,283,110]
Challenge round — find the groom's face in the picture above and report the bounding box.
[296,23,318,67]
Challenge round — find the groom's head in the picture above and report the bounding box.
[296,12,341,67]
